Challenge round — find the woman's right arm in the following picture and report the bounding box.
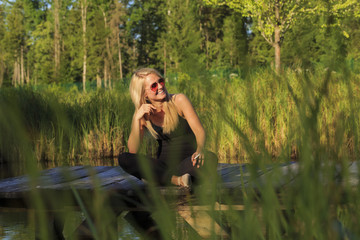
[127,104,156,153]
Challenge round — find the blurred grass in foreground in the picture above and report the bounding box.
[0,64,360,239]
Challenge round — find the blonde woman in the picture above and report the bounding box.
[118,68,217,187]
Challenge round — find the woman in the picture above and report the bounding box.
[118,68,217,187]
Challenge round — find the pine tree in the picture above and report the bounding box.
[23,0,47,84]
[81,0,88,92]
[5,1,26,86]
[197,4,230,70]
[108,1,128,80]
[31,20,55,83]
[221,12,248,69]
[162,0,205,76]
[53,0,61,78]
[60,0,83,83]
[87,4,108,87]
[126,0,165,72]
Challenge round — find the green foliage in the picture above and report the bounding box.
[60,5,83,83]
[159,0,206,76]
[127,0,166,69]
[221,13,248,67]
[1,1,360,239]
[31,21,55,83]
[86,5,108,80]
[203,10,249,70]
[4,1,25,52]
[2,66,360,239]
[0,85,133,165]
[248,30,273,66]
[0,0,360,83]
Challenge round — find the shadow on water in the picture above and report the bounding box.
[0,211,141,240]
[0,158,141,240]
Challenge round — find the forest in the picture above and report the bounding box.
[0,0,360,167]
[0,0,358,87]
[1,0,360,239]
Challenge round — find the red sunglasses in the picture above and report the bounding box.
[149,78,165,92]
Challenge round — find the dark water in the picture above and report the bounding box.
[0,210,141,240]
[0,211,34,240]
[0,160,141,240]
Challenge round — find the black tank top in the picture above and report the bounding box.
[151,117,197,162]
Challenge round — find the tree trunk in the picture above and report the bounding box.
[96,67,101,88]
[21,46,25,85]
[117,32,123,80]
[205,28,209,70]
[132,38,136,69]
[13,59,20,86]
[104,60,108,89]
[163,41,166,78]
[274,37,281,74]
[274,1,281,75]
[101,9,114,82]
[81,0,88,92]
[0,60,4,87]
[26,58,30,84]
[54,0,61,77]
[12,61,17,86]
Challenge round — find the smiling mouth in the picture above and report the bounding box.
[158,90,164,94]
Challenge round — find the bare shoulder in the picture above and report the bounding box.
[172,93,195,118]
[172,93,191,104]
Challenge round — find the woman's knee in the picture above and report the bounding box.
[118,152,135,168]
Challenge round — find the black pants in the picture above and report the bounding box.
[118,151,218,186]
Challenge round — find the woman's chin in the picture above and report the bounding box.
[157,91,166,98]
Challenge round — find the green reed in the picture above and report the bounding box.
[0,67,358,166]
[0,64,360,239]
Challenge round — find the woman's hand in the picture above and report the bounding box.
[128,104,155,153]
[191,151,204,168]
[135,104,156,121]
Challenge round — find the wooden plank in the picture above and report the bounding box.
[219,162,299,190]
[0,166,115,199]
[177,202,246,212]
[38,167,124,190]
[0,166,85,193]
[2,161,355,204]
[177,209,229,238]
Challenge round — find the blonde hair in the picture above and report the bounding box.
[129,68,179,138]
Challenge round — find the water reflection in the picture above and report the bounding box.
[0,158,141,240]
[0,211,34,240]
[0,210,141,240]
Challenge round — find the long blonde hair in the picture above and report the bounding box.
[129,68,179,138]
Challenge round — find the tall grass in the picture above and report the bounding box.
[195,67,360,163]
[0,65,360,239]
[0,66,359,166]
[0,85,133,168]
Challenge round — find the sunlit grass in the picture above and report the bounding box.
[0,66,359,165]
[0,64,359,239]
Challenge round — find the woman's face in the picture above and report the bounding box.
[144,73,167,102]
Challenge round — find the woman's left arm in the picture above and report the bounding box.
[174,94,206,167]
